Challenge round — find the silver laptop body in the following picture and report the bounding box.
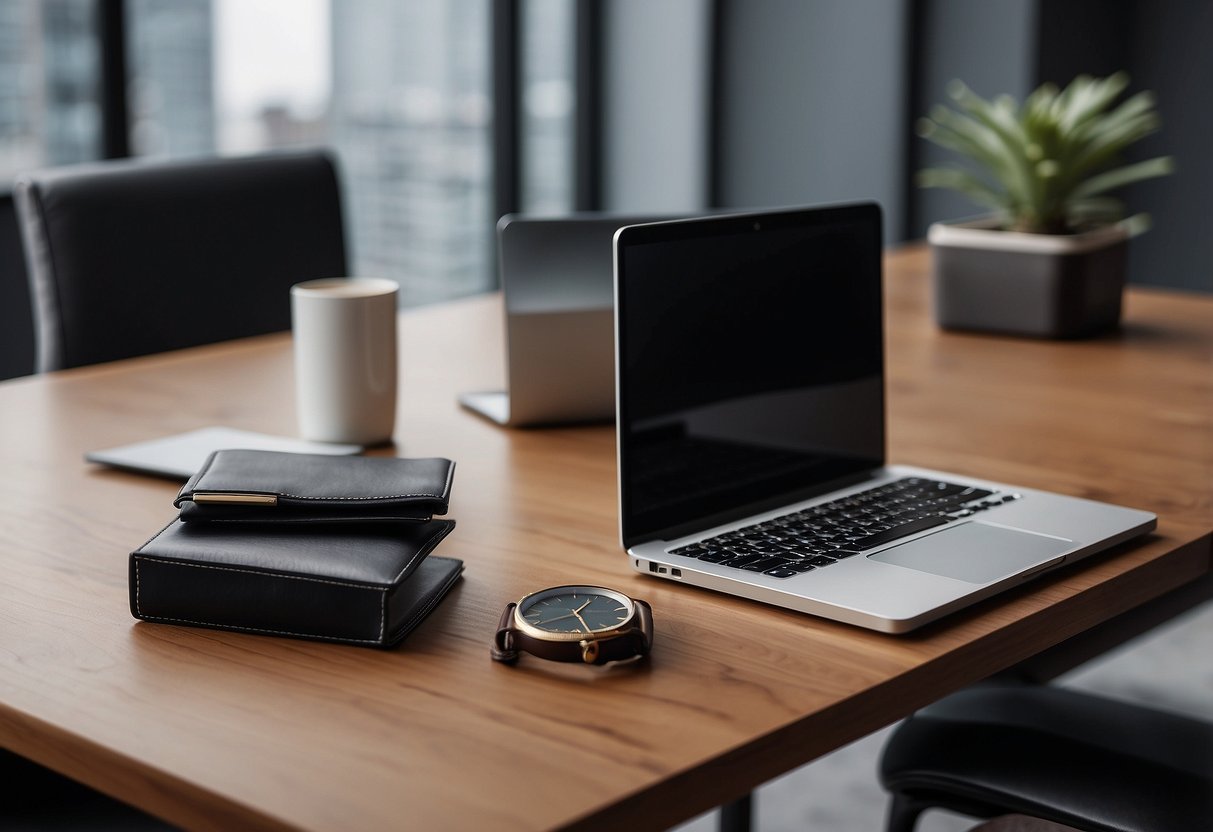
[614,204,1155,633]
[460,213,673,427]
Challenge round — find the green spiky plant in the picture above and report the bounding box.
[917,73,1173,235]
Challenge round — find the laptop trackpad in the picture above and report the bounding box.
[869,522,1072,584]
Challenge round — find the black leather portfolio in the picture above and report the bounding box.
[174,450,455,522]
[130,519,462,647]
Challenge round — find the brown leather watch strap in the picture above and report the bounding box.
[490,598,654,665]
[632,599,654,657]
[491,603,520,663]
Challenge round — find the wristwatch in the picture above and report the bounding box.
[491,585,654,665]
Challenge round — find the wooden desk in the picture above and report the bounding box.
[1,247,1209,831]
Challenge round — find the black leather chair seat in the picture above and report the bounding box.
[879,683,1213,832]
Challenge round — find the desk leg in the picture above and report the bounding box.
[719,792,752,832]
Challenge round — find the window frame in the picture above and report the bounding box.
[94,0,593,288]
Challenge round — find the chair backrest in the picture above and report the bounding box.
[14,149,348,372]
[0,193,35,380]
[879,682,1213,832]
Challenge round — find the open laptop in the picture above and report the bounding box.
[459,213,672,427]
[614,203,1156,633]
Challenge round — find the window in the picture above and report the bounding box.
[127,0,215,158]
[327,0,492,305]
[127,0,494,306]
[0,0,101,178]
[3,0,578,305]
[520,0,574,214]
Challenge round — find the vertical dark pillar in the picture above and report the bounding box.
[704,0,725,210]
[1033,0,1130,85]
[905,0,1038,238]
[574,0,602,211]
[98,0,131,159]
[901,0,927,241]
[493,0,521,225]
[1033,0,1212,291]
[1117,0,1213,292]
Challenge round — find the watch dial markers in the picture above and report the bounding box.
[519,589,631,633]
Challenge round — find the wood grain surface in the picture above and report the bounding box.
[0,246,1209,831]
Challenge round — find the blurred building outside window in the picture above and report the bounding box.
[0,0,101,178]
[129,0,496,306]
[521,0,574,215]
[2,0,575,306]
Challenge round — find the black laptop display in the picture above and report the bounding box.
[616,203,885,544]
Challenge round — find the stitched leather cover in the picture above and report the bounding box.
[130,518,461,647]
[175,450,455,522]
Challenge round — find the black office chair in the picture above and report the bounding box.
[13,149,348,372]
[0,748,177,830]
[879,682,1213,832]
[0,193,35,380]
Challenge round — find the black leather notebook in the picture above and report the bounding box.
[174,450,455,523]
[130,518,461,647]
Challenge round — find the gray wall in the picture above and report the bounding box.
[601,0,712,212]
[599,0,1210,292]
[909,0,1038,237]
[1028,0,1211,292]
[716,0,911,242]
[1118,1,1213,292]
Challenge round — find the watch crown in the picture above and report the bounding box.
[579,639,600,664]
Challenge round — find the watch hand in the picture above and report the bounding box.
[535,611,577,626]
[572,610,591,633]
[574,600,592,614]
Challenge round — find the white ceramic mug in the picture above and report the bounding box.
[291,278,399,445]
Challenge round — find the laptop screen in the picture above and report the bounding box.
[616,203,885,545]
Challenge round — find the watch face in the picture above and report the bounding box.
[516,586,634,636]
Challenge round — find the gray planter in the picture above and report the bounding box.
[928,219,1129,339]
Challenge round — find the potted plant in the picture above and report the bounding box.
[917,72,1173,338]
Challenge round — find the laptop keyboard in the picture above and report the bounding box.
[667,477,1020,578]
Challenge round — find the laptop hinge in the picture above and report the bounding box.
[626,467,888,548]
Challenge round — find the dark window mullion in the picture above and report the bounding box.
[901,0,927,241]
[98,0,131,159]
[705,0,725,209]
[492,0,521,224]
[573,0,602,211]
